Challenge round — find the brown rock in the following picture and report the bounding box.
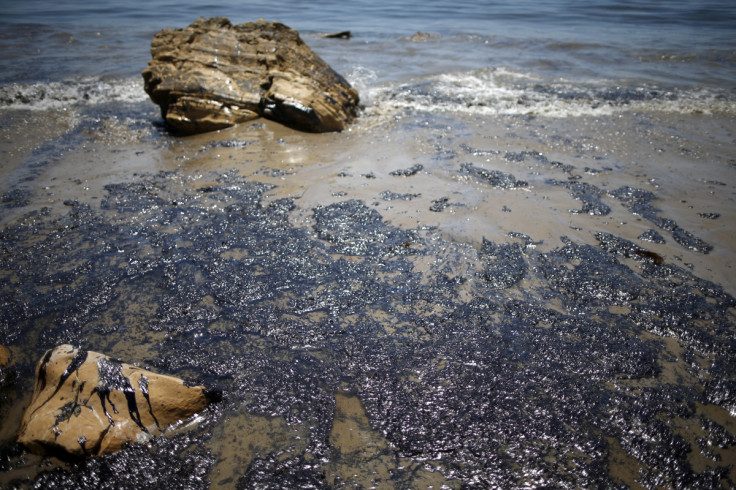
[403,31,440,42]
[17,345,211,459]
[0,345,10,368]
[142,17,360,134]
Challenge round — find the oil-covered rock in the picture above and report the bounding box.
[17,345,211,459]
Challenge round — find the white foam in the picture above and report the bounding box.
[345,65,379,98]
[0,77,149,110]
[363,67,736,119]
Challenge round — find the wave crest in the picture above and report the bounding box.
[0,77,149,110]
[364,68,736,118]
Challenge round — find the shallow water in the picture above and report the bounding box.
[1,1,736,488]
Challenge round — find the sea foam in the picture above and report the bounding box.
[364,67,736,119]
[0,77,149,110]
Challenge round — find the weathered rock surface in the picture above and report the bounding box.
[18,345,211,459]
[142,17,360,134]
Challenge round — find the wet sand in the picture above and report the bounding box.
[1,106,736,487]
[4,107,734,293]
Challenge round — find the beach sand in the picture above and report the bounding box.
[1,104,735,486]
[3,106,734,292]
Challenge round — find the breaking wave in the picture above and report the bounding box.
[3,67,734,122]
[0,77,149,110]
[364,67,736,118]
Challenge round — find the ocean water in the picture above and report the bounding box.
[1,1,736,488]
[1,0,735,109]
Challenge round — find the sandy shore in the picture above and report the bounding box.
[3,107,734,293]
[1,105,735,487]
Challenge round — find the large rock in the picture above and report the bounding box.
[142,17,360,134]
[18,345,212,459]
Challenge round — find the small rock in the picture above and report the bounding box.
[318,31,352,39]
[0,345,10,368]
[403,31,439,42]
[0,345,12,390]
[17,345,212,459]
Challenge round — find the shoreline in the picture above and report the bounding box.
[3,107,734,294]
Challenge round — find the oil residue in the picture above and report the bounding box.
[0,164,734,487]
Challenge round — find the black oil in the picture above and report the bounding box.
[610,186,714,254]
[0,163,735,487]
[461,162,528,189]
[549,180,611,216]
[137,374,161,430]
[46,349,88,406]
[389,164,424,177]
[93,358,146,432]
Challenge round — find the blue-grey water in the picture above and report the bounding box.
[2,0,735,95]
[1,1,736,488]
